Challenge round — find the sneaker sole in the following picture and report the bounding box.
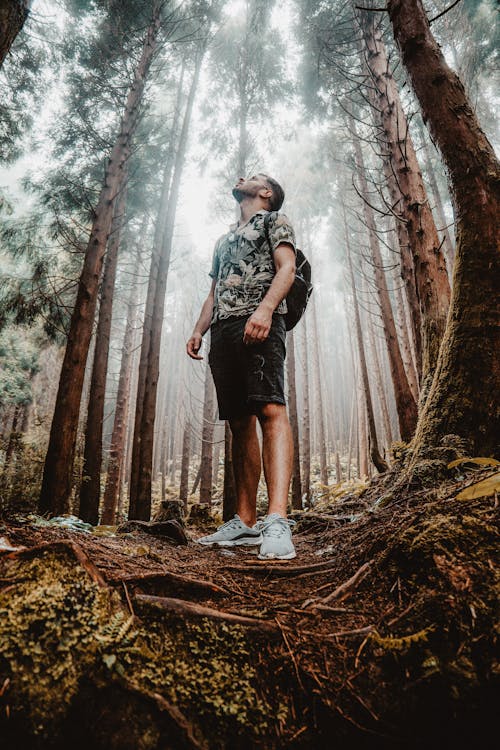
[197,537,263,547]
[258,550,297,560]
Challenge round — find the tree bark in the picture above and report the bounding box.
[350,136,418,443]
[387,0,500,458]
[200,365,215,505]
[0,0,31,68]
[310,296,329,486]
[79,184,127,525]
[129,47,205,520]
[343,203,388,474]
[39,8,161,516]
[300,318,311,505]
[360,11,451,385]
[222,422,237,521]
[286,330,302,510]
[179,419,191,513]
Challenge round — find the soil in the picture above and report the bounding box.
[0,463,498,749]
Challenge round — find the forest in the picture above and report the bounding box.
[0,0,498,747]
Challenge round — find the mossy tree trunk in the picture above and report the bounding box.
[387,0,500,458]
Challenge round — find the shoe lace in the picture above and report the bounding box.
[217,516,241,531]
[259,516,296,538]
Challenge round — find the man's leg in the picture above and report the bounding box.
[257,403,293,516]
[229,414,261,527]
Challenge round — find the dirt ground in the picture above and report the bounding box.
[0,463,498,749]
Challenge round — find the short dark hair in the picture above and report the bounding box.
[260,174,285,211]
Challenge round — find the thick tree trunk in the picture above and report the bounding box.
[348,141,418,443]
[387,0,500,457]
[360,12,451,384]
[39,8,160,516]
[0,0,31,68]
[366,297,393,451]
[200,366,215,506]
[344,209,388,474]
[129,48,204,520]
[286,331,302,510]
[79,185,127,525]
[390,239,420,402]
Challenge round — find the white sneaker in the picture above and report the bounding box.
[196,514,263,547]
[258,513,296,560]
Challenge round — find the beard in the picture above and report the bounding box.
[231,186,246,202]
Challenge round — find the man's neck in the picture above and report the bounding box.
[238,197,268,225]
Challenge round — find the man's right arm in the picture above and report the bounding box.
[186,278,216,360]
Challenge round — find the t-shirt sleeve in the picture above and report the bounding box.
[208,238,220,279]
[269,213,296,255]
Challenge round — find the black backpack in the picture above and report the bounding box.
[264,211,313,331]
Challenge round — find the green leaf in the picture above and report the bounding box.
[456,473,500,500]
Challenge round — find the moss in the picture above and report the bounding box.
[0,546,291,747]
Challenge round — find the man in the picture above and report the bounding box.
[186,173,297,560]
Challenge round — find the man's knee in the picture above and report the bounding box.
[229,414,256,437]
[257,402,287,423]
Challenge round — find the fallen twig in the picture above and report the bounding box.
[302,560,373,609]
[108,570,227,598]
[135,594,280,637]
[224,559,337,578]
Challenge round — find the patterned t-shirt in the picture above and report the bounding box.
[209,210,296,324]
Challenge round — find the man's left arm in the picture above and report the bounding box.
[243,243,295,344]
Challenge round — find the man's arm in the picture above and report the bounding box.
[186,278,216,360]
[243,243,295,345]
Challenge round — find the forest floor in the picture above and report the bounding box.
[0,458,498,749]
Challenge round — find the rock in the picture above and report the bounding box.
[152,499,185,525]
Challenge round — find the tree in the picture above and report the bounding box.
[0,0,31,68]
[39,3,163,516]
[387,0,500,458]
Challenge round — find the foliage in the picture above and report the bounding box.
[0,329,39,407]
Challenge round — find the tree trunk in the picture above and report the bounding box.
[222,422,237,521]
[300,318,311,505]
[127,61,185,520]
[39,7,161,516]
[79,184,127,525]
[310,296,329,486]
[360,11,451,384]
[417,120,455,276]
[366,296,393,451]
[179,419,191,513]
[286,331,302,510]
[351,132,418,442]
[387,0,500,458]
[0,0,31,68]
[200,365,215,506]
[129,47,205,520]
[344,203,388,473]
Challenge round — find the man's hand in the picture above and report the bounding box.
[186,331,203,359]
[243,305,273,345]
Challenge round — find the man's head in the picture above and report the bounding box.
[232,173,284,211]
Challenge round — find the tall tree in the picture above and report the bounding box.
[129,42,206,520]
[286,330,302,509]
[387,0,500,458]
[39,3,162,516]
[358,10,451,385]
[79,182,127,524]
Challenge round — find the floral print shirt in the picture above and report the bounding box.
[209,210,296,323]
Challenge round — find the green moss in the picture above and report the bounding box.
[0,547,290,745]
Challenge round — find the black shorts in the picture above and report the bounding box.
[209,314,287,420]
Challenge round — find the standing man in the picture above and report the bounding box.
[186,174,297,560]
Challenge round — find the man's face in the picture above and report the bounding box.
[232,174,270,203]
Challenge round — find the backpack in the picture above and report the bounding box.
[264,211,313,331]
